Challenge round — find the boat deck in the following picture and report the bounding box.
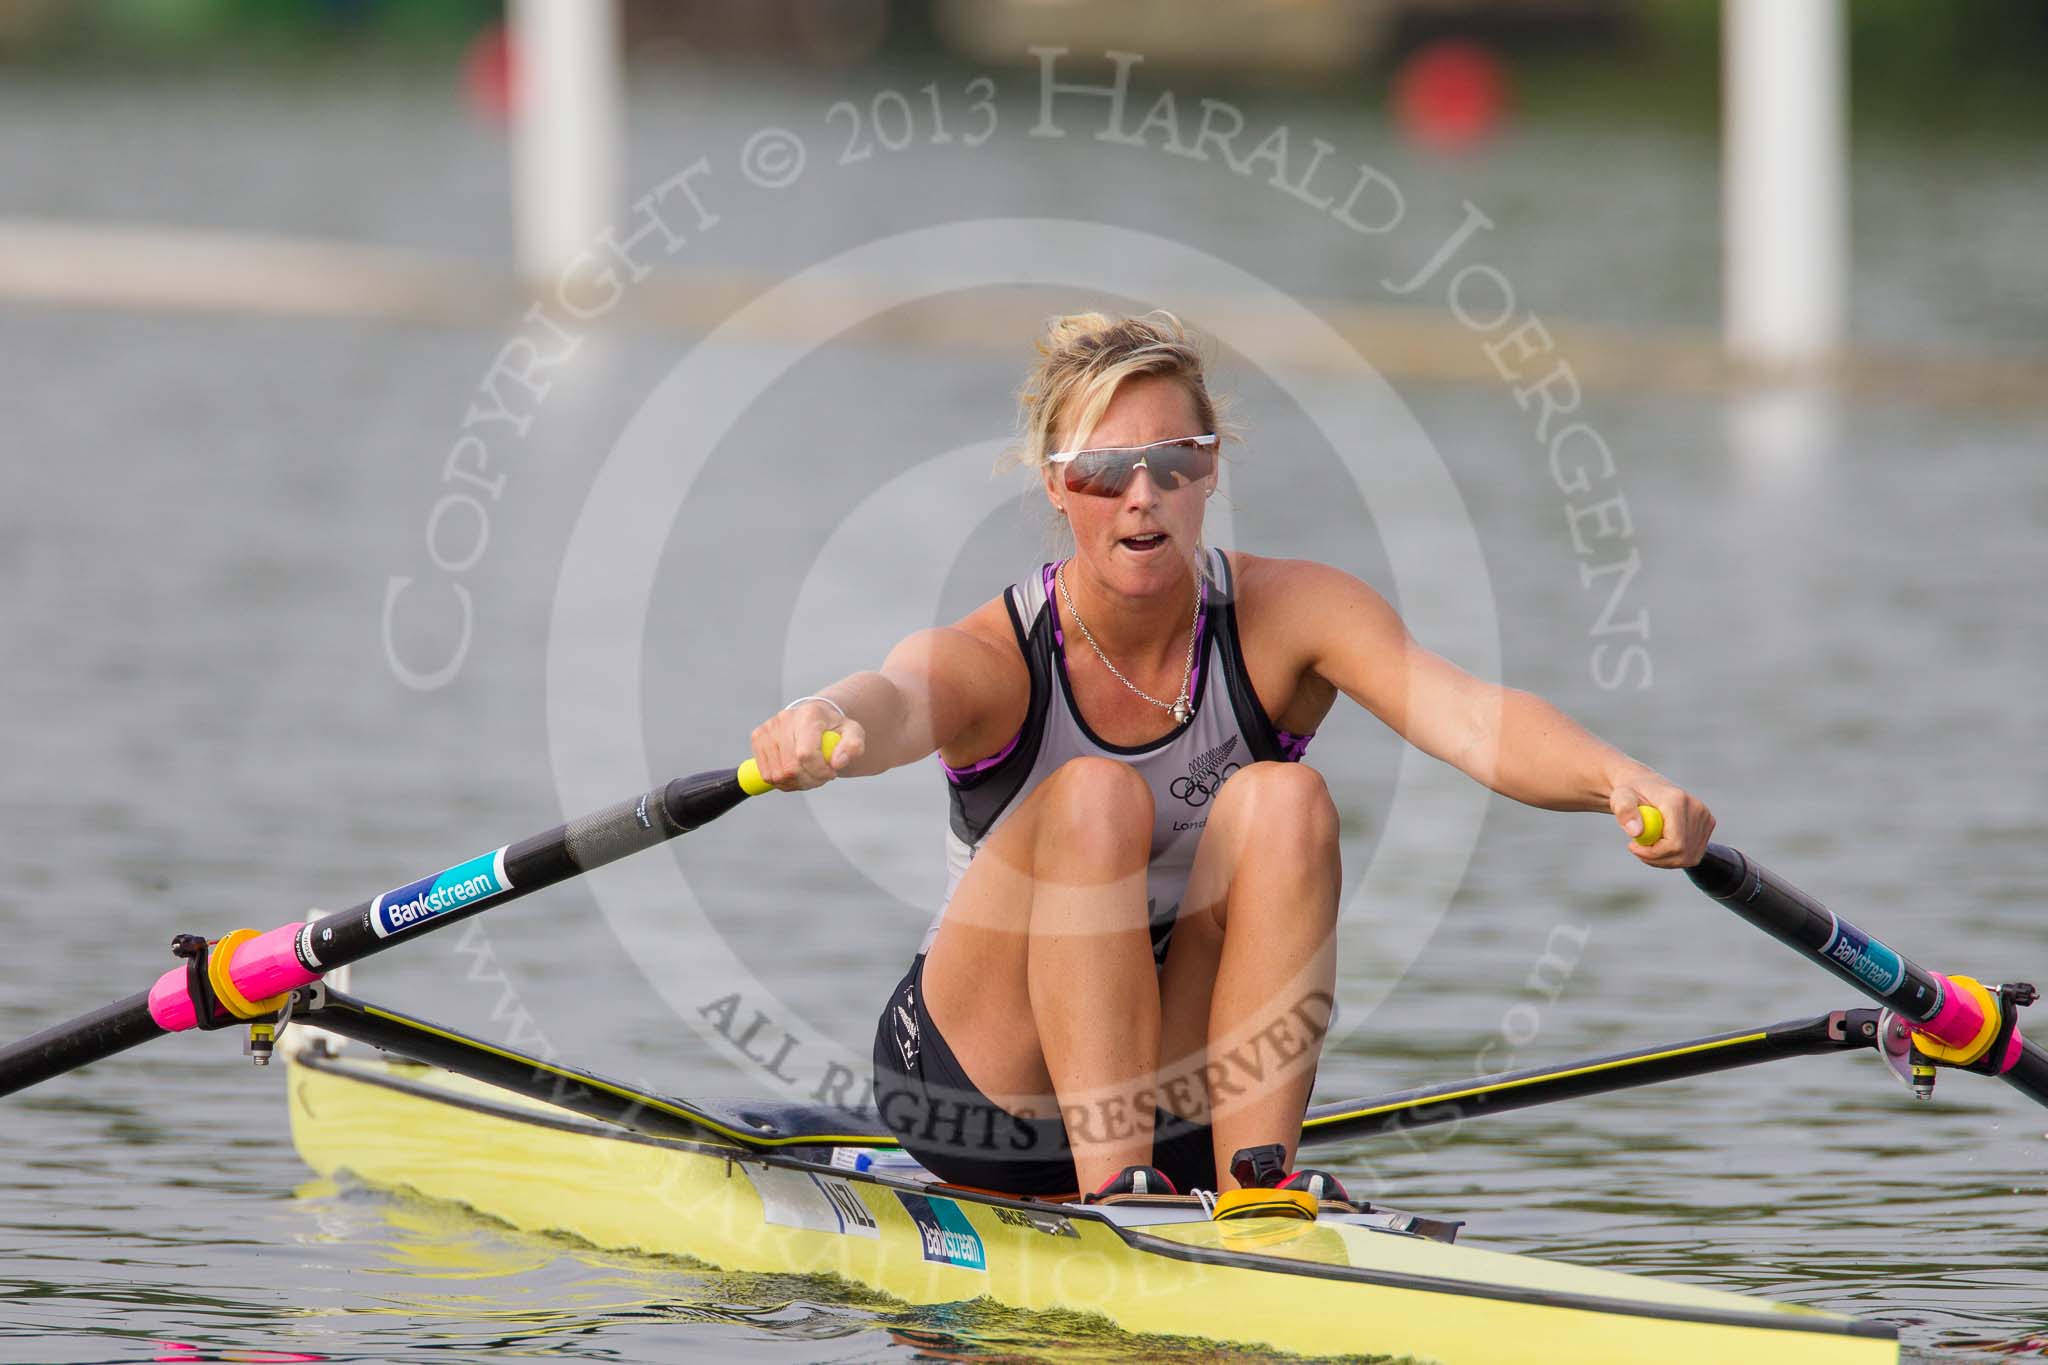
[286,1049,1898,1364]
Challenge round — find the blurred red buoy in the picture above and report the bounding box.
[152,1343,329,1363]
[463,20,517,126]
[1392,39,1508,154]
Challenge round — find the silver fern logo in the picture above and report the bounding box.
[1170,735,1241,808]
[892,983,921,1070]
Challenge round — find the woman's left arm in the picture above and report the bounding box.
[1268,558,1714,868]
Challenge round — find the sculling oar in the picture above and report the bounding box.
[0,739,836,1097]
[297,981,1888,1155]
[1300,1007,1881,1146]
[1299,824,2048,1144]
[296,986,892,1152]
[1686,840,2048,1108]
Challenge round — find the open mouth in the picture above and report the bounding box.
[1120,532,1169,552]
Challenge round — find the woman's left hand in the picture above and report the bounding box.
[1609,775,1715,869]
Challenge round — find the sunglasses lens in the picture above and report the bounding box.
[1147,438,1215,489]
[1064,450,1134,497]
[1059,438,1215,496]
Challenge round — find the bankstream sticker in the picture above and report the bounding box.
[1820,913,1906,997]
[897,1193,987,1270]
[370,848,512,938]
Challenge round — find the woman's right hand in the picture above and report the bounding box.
[749,700,862,791]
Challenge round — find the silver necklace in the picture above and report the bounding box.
[1056,562,1199,726]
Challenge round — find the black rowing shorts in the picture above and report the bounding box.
[871,954,1216,1196]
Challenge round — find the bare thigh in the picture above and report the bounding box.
[1155,761,1341,1147]
[920,757,1155,1117]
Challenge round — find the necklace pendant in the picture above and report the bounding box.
[1170,698,1191,726]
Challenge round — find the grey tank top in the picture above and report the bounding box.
[922,548,1314,964]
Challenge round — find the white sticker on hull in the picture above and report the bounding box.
[743,1165,880,1239]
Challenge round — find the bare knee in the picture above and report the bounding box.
[1035,757,1155,867]
[1213,761,1338,856]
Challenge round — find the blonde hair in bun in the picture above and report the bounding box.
[1013,310,1226,472]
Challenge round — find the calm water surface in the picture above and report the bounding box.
[2,61,2045,1364]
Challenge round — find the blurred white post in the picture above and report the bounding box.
[1722,0,1846,372]
[510,0,622,284]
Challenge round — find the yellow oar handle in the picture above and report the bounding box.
[1633,804,1665,847]
[737,732,840,797]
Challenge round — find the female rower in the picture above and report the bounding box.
[748,311,1713,1200]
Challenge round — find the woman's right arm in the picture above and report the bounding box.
[746,599,1027,791]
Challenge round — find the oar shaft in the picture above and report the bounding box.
[1301,1011,1872,1147]
[0,991,160,1095]
[1688,842,2040,1101]
[281,767,753,979]
[2000,1039,2048,1108]
[1688,844,1945,1018]
[0,766,765,1097]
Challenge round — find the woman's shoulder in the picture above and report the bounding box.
[1223,550,1363,597]
[1224,551,1398,626]
[940,593,1033,673]
[955,591,1020,643]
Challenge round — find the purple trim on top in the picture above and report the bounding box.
[942,726,1022,784]
[1275,728,1316,762]
[1045,560,1073,691]
[1044,560,1064,649]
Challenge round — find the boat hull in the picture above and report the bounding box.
[286,1053,1897,1364]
